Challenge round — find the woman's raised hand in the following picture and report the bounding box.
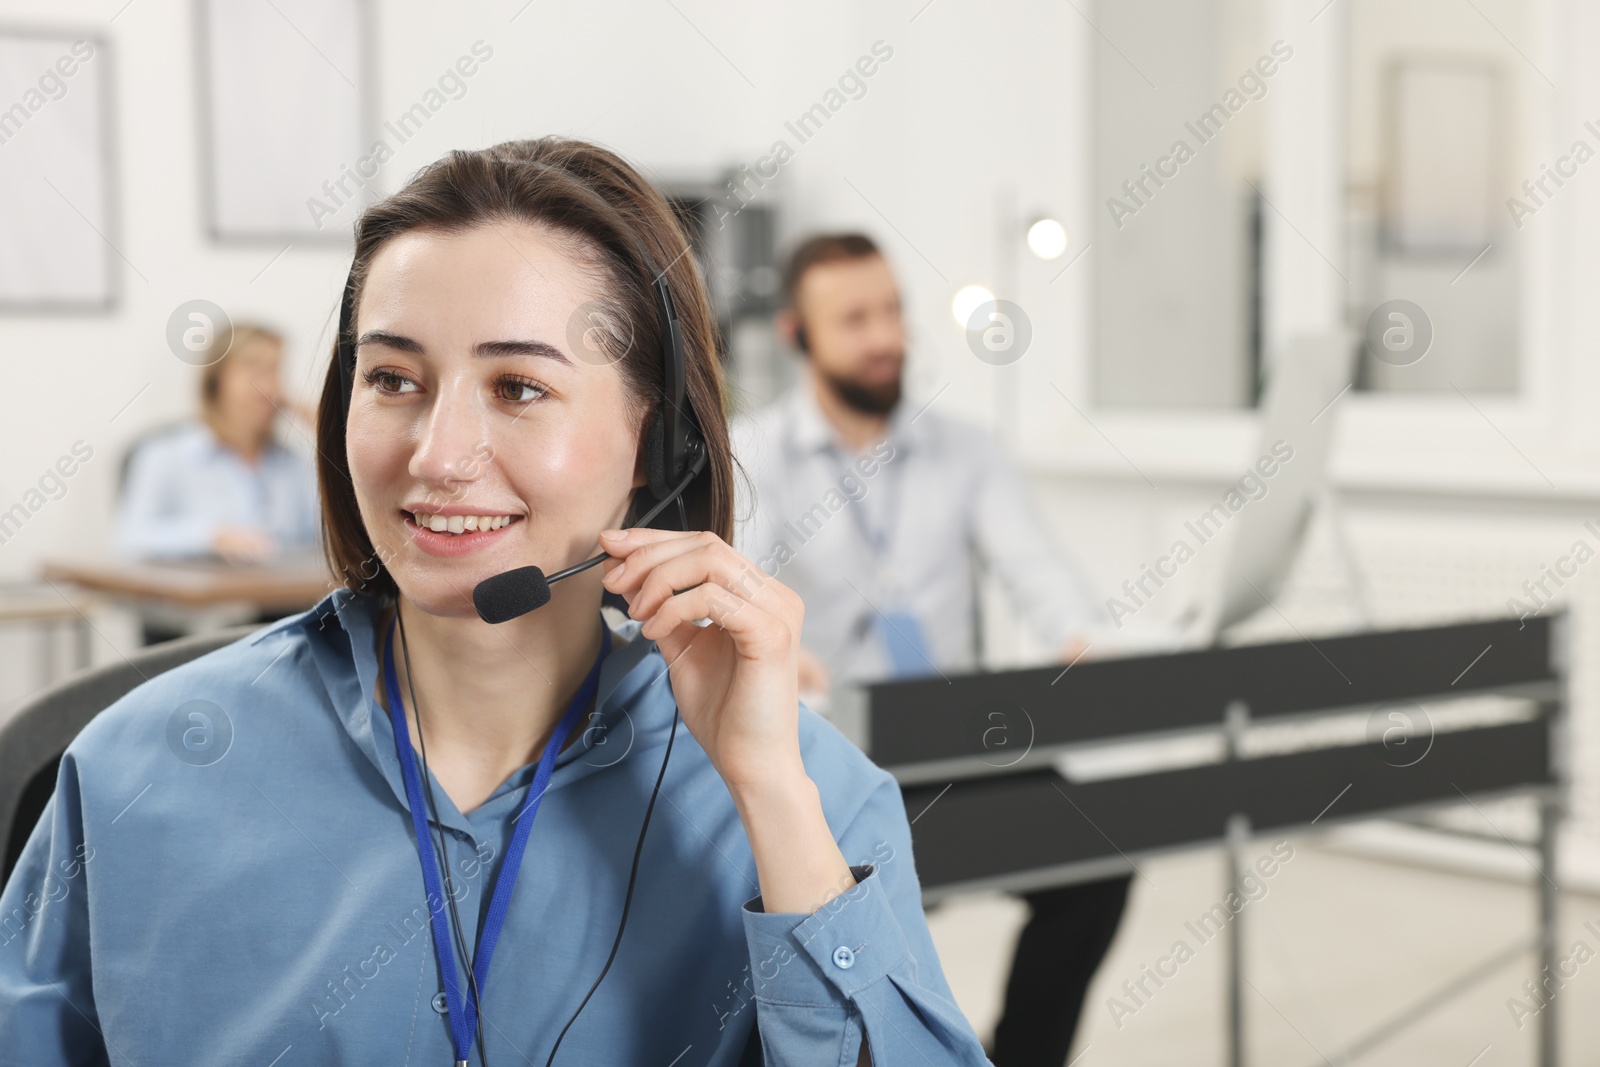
[598,527,806,797]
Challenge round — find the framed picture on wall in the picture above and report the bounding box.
[1383,58,1503,254]
[196,0,373,242]
[0,28,117,313]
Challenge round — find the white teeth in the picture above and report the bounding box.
[411,511,515,534]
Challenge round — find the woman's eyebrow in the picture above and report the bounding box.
[355,331,572,365]
[475,339,572,365]
[355,330,424,354]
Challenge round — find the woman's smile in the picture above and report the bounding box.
[402,506,526,557]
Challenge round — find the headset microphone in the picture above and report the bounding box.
[469,264,706,625]
[471,441,707,624]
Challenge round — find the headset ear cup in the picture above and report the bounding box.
[643,406,672,501]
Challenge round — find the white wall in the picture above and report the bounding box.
[0,0,1090,591]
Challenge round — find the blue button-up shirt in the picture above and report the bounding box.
[0,587,991,1065]
[114,422,322,560]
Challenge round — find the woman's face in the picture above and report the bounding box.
[216,336,283,439]
[345,221,646,618]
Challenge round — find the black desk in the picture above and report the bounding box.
[835,614,1567,1067]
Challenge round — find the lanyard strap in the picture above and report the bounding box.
[782,394,906,570]
[383,612,611,1063]
[831,443,901,559]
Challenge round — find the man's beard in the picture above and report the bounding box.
[817,360,902,416]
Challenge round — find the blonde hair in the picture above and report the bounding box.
[199,324,283,414]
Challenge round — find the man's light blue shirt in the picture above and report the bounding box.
[114,422,321,559]
[732,383,1101,687]
[0,587,991,1065]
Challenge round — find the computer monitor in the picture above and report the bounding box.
[1203,330,1356,639]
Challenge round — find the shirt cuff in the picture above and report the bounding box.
[740,863,912,1003]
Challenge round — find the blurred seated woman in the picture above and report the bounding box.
[114,323,320,643]
[115,323,319,564]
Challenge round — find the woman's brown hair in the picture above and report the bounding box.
[315,137,733,599]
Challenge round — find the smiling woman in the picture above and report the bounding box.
[0,136,991,1067]
[338,218,660,584]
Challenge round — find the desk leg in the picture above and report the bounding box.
[73,617,91,671]
[1226,814,1249,1067]
[38,622,57,690]
[1538,794,1559,1067]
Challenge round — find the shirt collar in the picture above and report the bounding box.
[251,587,674,838]
[198,422,283,463]
[194,424,229,462]
[786,377,932,459]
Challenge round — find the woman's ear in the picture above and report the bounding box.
[632,429,649,491]
[775,307,800,350]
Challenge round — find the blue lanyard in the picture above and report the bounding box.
[382,611,611,1064]
[782,397,906,566]
[819,441,906,602]
[834,442,901,559]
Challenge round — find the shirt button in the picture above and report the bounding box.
[831,945,856,970]
[432,991,449,1014]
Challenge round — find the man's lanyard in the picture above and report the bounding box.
[816,437,938,678]
[783,397,904,589]
[827,441,903,580]
[777,398,923,674]
[382,612,611,1065]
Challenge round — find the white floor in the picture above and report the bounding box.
[926,838,1600,1066]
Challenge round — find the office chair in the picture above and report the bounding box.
[0,623,258,888]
